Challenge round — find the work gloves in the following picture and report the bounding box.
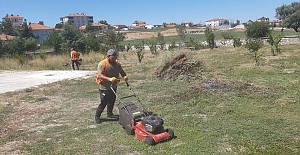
[109,76,128,83]
[124,76,128,82]
[109,77,117,83]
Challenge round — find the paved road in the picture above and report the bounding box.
[0,70,96,94]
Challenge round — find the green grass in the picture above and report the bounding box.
[0,44,300,154]
[121,28,299,45]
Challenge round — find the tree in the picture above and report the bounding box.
[236,20,241,25]
[98,29,125,50]
[85,33,100,52]
[19,22,34,39]
[245,21,271,38]
[233,37,242,47]
[276,2,300,32]
[42,30,63,53]
[60,22,84,52]
[0,40,5,57]
[224,20,229,25]
[168,41,177,52]
[99,20,108,25]
[245,39,263,66]
[205,27,216,49]
[267,34,283,56]
[146,40,159,58]
[157,32,166,50]
[0,18,17,36]
[175,25,186,45]
[23,37,38,52]
[55,23,63,29]
[85,23,95,33]
[186,37,203,51]
[134,41,145,63]
[0,40,14,57]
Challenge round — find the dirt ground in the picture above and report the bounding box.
[0,70,96,94]
[124,28,205,40]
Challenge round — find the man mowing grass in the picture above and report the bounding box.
[95,49,128,124]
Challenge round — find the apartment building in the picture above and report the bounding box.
[28,21,53,43]
[60,13,93,27]
[2,14,25,28]
[205,18,227,27]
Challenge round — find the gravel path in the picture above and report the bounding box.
[0,70,96,94]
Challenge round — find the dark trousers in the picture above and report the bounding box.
[71,60,79,70]
[95,89,117,117]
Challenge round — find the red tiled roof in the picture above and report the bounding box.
[166,25,176,28]
[160,24,176,28]
[206,18,226,22]
[92,23,107,26]
[0,34,14,40]
[28,23,53,30]
[79,23,108,30]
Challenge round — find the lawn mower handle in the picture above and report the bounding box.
[124,81,150,115]
[110,81,150,116]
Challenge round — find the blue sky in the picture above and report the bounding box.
[0,0,296,27]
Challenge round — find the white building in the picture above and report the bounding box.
[205,18,227,27]
[145,25,154,29]
[60,13,93,27]
[28,22,53,43]
[2,14,24,28]
[113,24,127,30]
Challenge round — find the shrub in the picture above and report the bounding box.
[233,37,242,47]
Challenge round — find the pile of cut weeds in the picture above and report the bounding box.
[154,53,205,80]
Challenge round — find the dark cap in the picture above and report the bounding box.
[107,49,117,56]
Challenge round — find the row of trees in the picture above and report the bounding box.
[0,19,37,59]
[0,20,126,59]
[0,1,298,63]
[276,1,300,32]
[42,21,126,56]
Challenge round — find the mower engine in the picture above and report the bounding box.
[142,115,164,133]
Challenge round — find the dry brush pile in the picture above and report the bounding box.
[154,53,271,94]
[154,53,205,80]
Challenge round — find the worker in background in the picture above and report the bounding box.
[70,48,80,70]
[95,49,128,124]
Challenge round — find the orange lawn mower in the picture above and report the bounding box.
[111,82,175,145]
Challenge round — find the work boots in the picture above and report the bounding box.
[107,114,119,119]
[95,115,101,124]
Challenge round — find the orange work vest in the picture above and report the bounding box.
[96,59,120,84]
[71,50,79,61]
